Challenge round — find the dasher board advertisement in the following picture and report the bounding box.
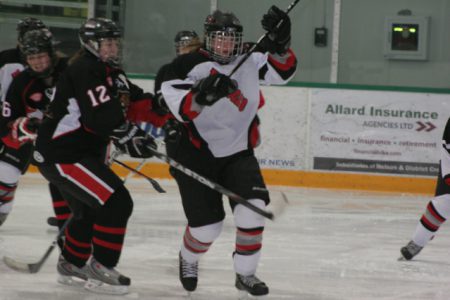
[310,88,450,176]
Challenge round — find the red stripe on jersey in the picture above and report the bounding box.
[428,203,446,222]
[268,49,296,72]
[180,92,200,120]
[249,120,260,149]
[65,244,91,259]
[92,237,123,251]
[258,91,265,109]
[57,163,114,204]
[94,224,126,235]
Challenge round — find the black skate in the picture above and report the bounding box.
[235,273,269,296]
[84,257,130,295]
[179,252,198,292]
[399,240,423,261]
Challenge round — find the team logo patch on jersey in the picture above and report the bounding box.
[33,151,44,163]
[29,92,43,102]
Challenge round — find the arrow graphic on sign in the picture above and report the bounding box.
[416,121,436,132]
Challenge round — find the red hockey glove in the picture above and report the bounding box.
[10,117,41,144]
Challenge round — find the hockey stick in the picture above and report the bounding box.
[147,147,275,220]
[3,217,72,273]
[113,159,166,193]
[123,158,147,184]
[228,0,301,77]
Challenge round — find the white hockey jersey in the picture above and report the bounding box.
[161,48,297,158]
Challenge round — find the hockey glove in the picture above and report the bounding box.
[163,118,181,143]
[10,117,41,144]
[111,122,156,158]
[261,5,291,54]
[153,92,171,116]
[193,74,238,106]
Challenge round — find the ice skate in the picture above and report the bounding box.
[84,257,130,295]
[235,273,269,297]
[57,255,89,286]
[399,240,423,261]
[179,252,198,293]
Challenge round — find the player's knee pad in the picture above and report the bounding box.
[183,221,223,255]
[102,185,133,221]
[431,194,450,219]
[233,199,266,229]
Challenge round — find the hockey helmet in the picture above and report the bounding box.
[79,18,122,66]
[174,30,201,56]
[20,29,56,78]
[17,17,47,46]
[204,10,243,64]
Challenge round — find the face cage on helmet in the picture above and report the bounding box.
[205,31,243,64]
[82,37,123,67]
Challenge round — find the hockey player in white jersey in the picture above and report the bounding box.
[161,6,297,297]
[400,119,450,260]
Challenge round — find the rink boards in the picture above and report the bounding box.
[28,78,450,195]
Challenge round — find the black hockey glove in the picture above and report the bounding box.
[193,74,237,106]
[261,5,291,55]
[153,92,171,116]
[162,118,181,143]
[10,117,41,145]
[111,122,156,158]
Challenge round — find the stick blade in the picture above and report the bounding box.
[268,191,289,221]
[3,256,35,273]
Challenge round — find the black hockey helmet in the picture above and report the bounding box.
[79,17,122,66]
[204,10,243,64]
[20,29,53,56]
[174,30,201,56]
[17,17,47,45]
[19,29,55,78]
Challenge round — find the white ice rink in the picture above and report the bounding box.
[1,174,450,300]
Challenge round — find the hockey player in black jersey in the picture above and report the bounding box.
[0,28,70,226]
[33,18,156,295]
[160,7,297,297]
[153,30,202,145]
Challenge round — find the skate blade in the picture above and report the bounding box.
[237,289,268,299]
[57,275,86,287]
[84,278,129,295]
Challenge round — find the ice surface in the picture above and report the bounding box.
[0,174,449,300]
